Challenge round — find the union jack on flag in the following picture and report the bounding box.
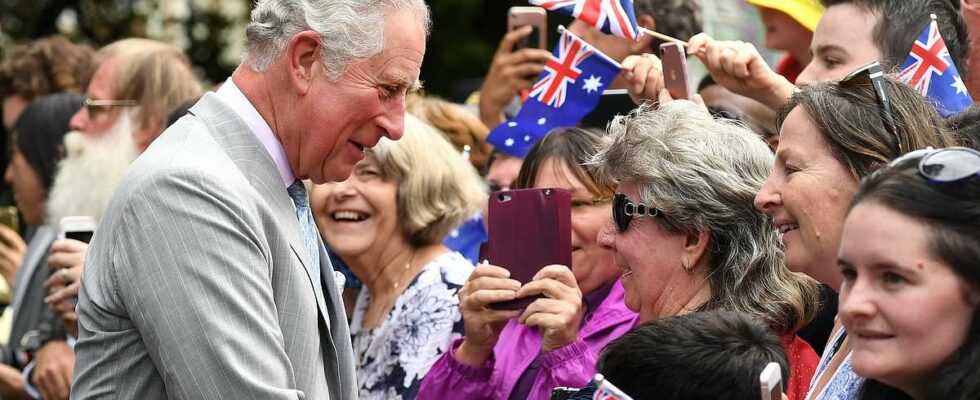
[897,16,972,115]
[530,32,595,108]
[530,0,640,40]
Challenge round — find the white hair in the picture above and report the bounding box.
[243,0,431,79]
[591,101,819,333]
[46,109,139,225]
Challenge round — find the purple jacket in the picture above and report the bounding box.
[417,280,638,400]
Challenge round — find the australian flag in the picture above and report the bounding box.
[530,0,639,40]
[897,16,973,115]
[487,28,621,157]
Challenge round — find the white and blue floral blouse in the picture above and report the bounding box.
[350,251,472,400]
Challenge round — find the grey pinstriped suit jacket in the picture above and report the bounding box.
[70,93,356,399]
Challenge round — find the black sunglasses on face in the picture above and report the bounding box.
[838,61,902,153]
[612,193,662,232]
[889,146,980,182]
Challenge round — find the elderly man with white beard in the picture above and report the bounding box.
[13,38,201,400]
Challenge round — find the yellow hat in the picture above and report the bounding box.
[747,0,825,32]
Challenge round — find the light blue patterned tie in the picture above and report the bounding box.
[287,181,327,310]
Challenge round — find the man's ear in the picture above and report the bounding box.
[680,230,711,274]
[285,31,322,96]
[633,14,657,53]
[134,116,164,153]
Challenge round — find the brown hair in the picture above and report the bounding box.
[406,94,491,170]
[777,75,954,180]
[96,39,203,132]
[0,36,93,101]
[514,127,613,201]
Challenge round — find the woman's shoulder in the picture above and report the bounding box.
[417,251,475,287]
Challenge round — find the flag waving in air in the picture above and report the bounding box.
[487,27,622,157]
[530,0,640,40]
[897,14,972,115]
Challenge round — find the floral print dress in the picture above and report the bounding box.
[350,251,472,400]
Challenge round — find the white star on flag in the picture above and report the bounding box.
[537,117,547,125]
[952,75,969,96]
[505,138,514,147]
[507,121,518,127]
[523,135,531,142]
[582,75,603,93]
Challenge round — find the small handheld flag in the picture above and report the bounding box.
[486,26,622,157]
[592,374,634,400]
[530,0,640,41]
[897,14,972,115]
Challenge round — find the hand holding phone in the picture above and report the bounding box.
[487,188,571,310]
[0,206,20,234]
[660,42,692,100]
[760,362,784,400]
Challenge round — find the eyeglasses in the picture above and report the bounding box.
[84,98,138,119]
[838,62,901,153]
[612,193,661,232]
[889,146,980,182]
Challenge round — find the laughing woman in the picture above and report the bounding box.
[310,114,486,400]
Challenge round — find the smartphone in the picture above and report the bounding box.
[487,188,571,310]
[58,216,96,243]
[760,362,783,400]
[0,206,19,234]
[508,6,547,50]
[660,42,692,100]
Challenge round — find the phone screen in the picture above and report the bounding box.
[769,383,782,400]
[66,231,94,244]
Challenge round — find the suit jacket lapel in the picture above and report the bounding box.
[188,94,330,321]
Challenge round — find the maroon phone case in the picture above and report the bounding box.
[487,188,572,310]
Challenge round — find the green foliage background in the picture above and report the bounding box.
[0,0,544,101]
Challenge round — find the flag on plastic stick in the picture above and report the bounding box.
[530,0,640,40]
[486,27,622,157]
[897,14,972,115]
[592,374,634,400]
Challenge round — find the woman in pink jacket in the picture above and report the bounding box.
[418,127,639,400]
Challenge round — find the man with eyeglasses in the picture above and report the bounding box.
[13,38,201,400]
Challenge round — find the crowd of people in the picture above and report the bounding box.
[0,0,977,399]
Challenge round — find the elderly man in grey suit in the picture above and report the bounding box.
[70,0,430,398]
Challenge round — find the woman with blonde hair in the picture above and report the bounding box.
[311,114,486,399]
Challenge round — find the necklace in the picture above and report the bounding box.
[392,250,417,291]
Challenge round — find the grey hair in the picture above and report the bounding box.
[591,102,818,333]
[243,0,431,80]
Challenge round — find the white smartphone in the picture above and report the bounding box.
[59,216,96,243]
[760,362,783,400]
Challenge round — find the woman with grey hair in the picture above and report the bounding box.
[311,114,485,399]
[593,101,820,400]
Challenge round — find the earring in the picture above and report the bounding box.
[681,260,693,275]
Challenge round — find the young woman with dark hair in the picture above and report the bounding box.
[838,147,980,400]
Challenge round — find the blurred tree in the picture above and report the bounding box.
[0,0,544,100]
